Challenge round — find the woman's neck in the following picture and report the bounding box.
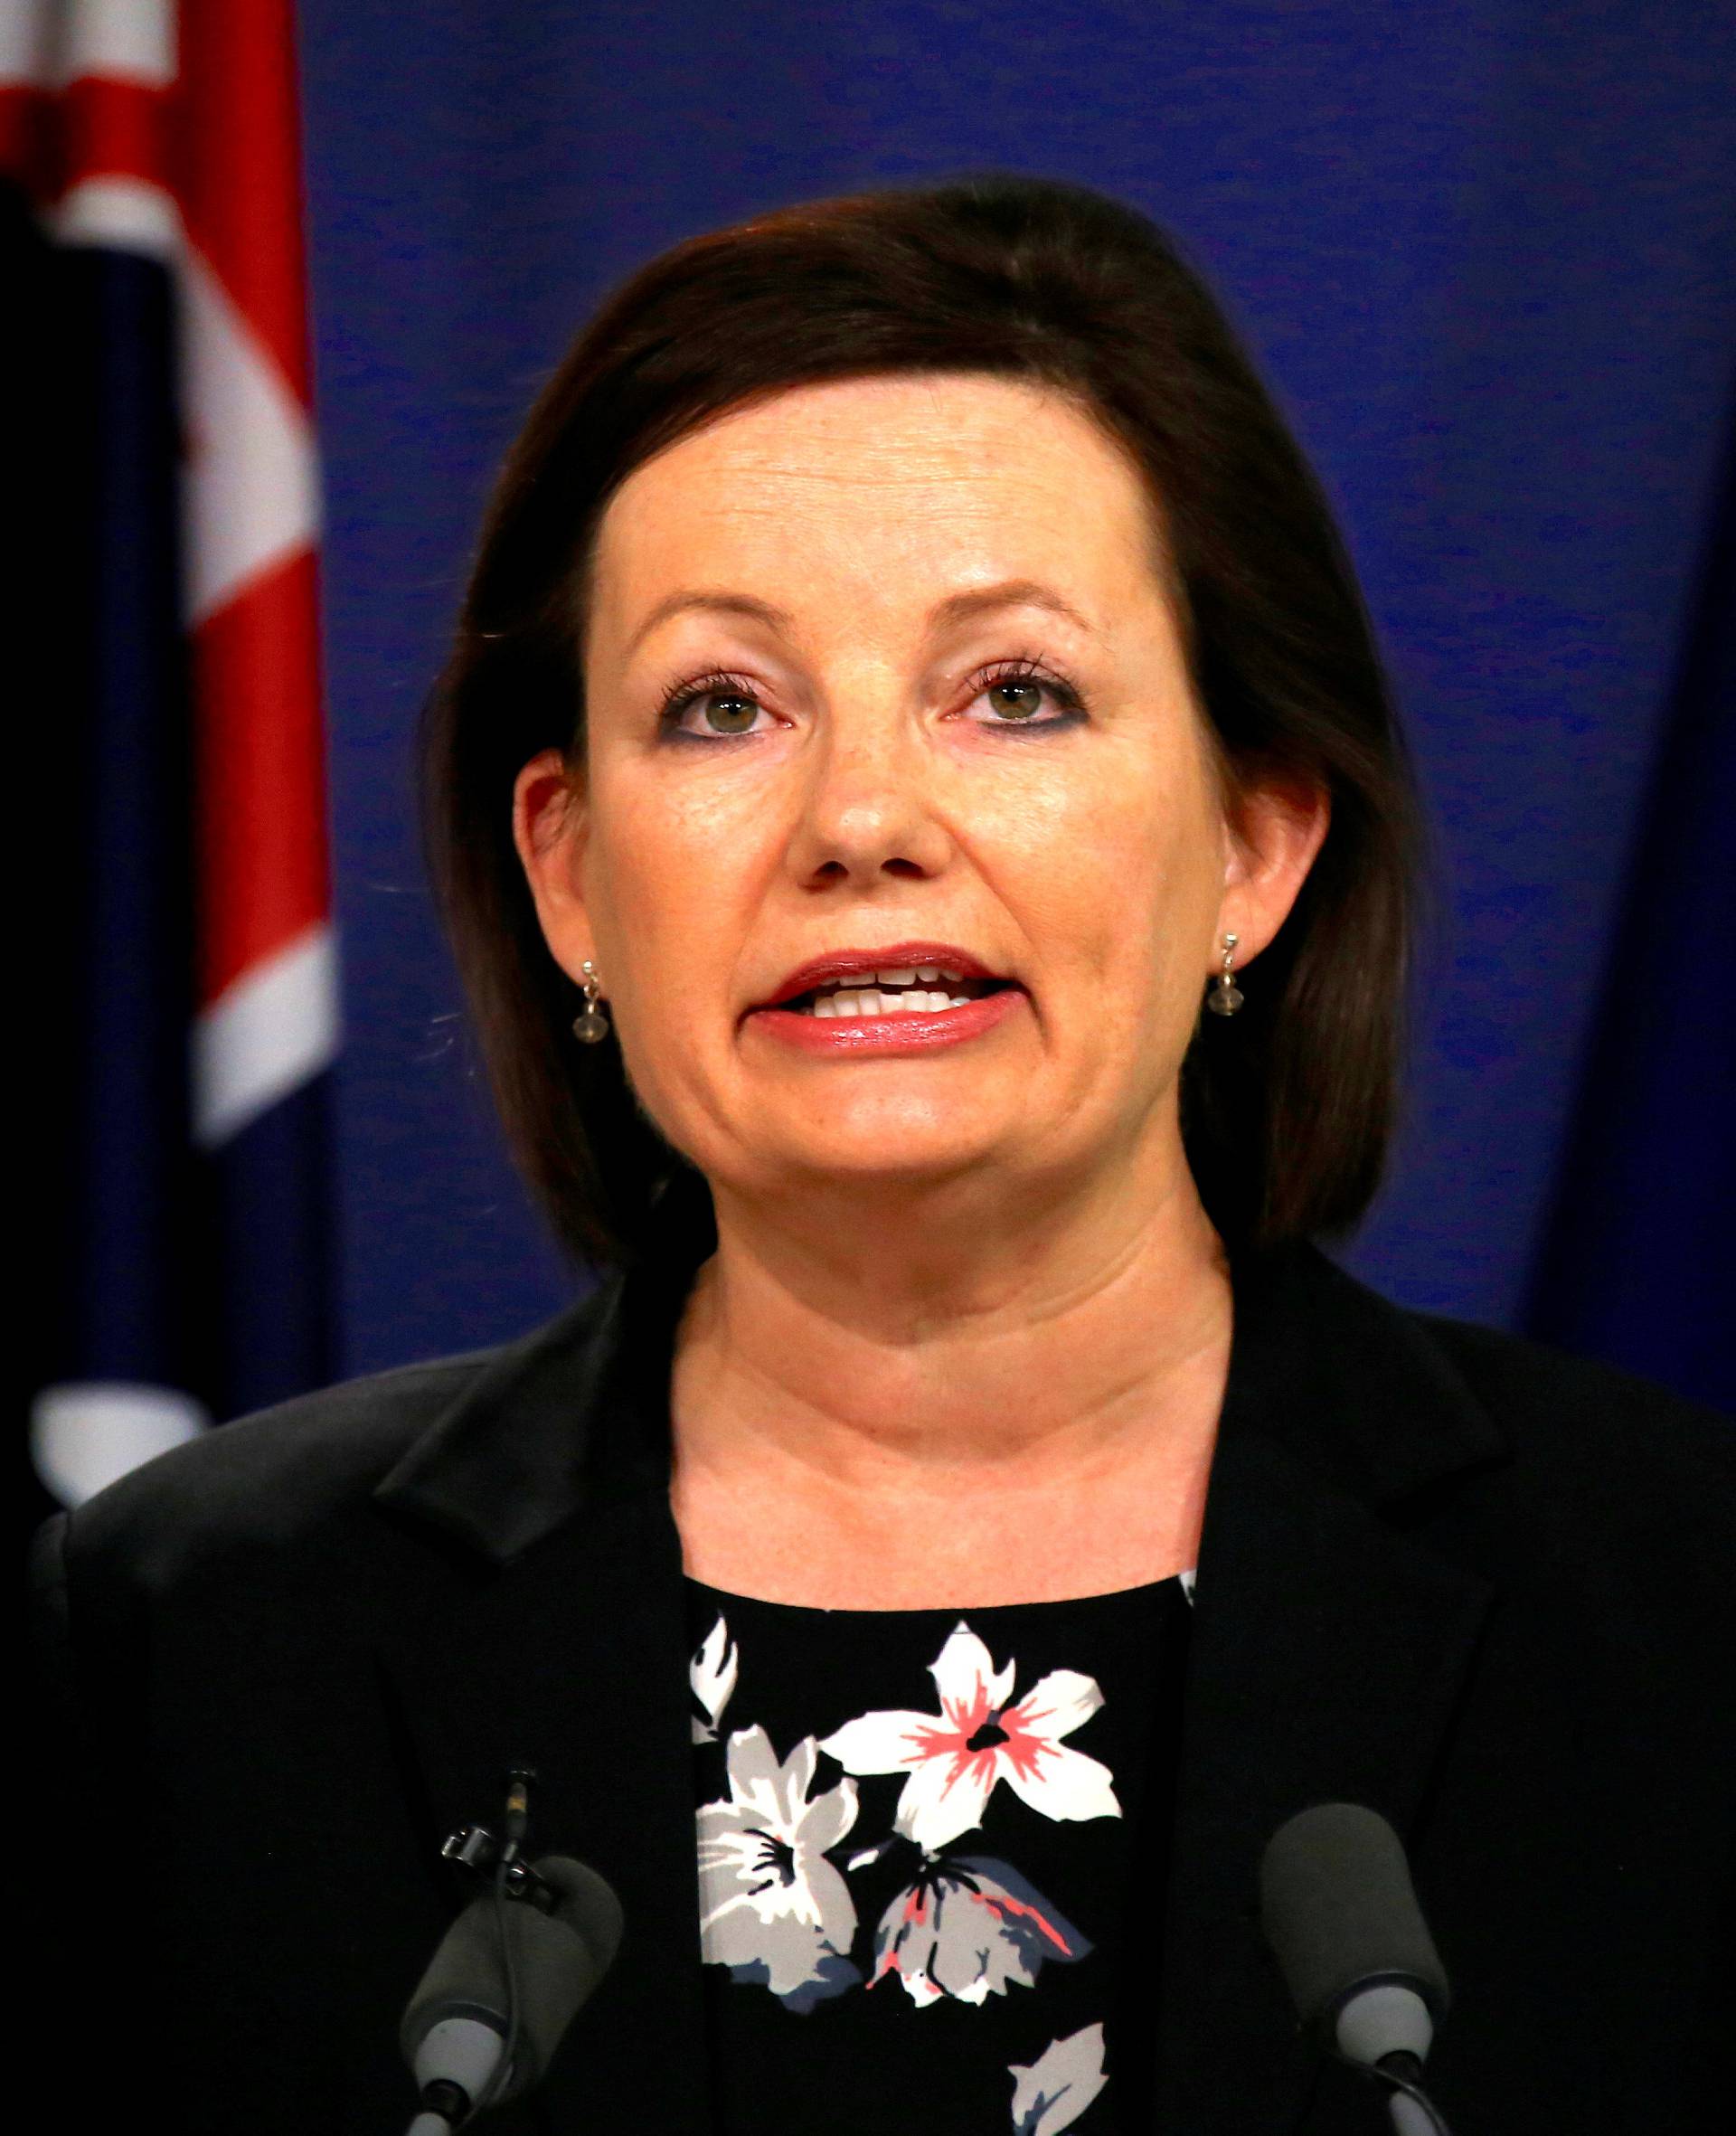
[667,1152,1232,1608]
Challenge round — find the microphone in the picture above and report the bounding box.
[1260,1802,1454,2136]
[401,1853,625,2131]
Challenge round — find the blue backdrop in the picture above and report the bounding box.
[294,0,1736,1408]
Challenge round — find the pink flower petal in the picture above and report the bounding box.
[1006,1668,1103,1743]
[928,1623,1015,1729]
[893,1736,996,1853]
[998,1739,1122,1826]
[819,1707,940,1774]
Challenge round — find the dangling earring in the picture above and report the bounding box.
[571,961,610,1044]
[1206,932,1243,1017]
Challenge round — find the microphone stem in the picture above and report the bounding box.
[1386,2094,1438,2136]
[1376,2052,1454,2136]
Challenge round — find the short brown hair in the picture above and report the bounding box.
[420,172,1421,1273]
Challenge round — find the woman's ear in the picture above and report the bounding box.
[1214,770,1331,964]
[512,748,596,982]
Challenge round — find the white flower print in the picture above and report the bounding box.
[690,1611,739,1743]
[1009,2023,1109,2133]
[819,1622,1121,1855]
[696,1725,863,2010]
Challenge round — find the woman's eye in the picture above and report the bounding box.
[965,667,1083,727]
[660,681,773,740]
[659,662,1083,742]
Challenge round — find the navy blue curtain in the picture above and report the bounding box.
[295,1,1733,1405]
[1525,402,1735,1409]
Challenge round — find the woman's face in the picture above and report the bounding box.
[516,373,1324,1225]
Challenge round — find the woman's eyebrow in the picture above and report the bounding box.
[929,580,1096,638]
[627,590,789,657]
[626,577,1097,660]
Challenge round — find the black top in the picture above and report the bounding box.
[27,1207,1736,2133]
[685,1575,1192,2135]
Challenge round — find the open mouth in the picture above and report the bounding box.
[777,973,1017,1018]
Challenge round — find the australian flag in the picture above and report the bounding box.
[7,0,338,1516]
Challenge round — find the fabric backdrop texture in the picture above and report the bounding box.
[297,0,1735,1409]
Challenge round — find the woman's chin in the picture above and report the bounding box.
[723,1129,1019,1201]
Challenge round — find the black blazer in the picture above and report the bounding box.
[31,1220,1735,2135]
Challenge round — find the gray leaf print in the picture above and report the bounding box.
[1008,2022,1109,2132]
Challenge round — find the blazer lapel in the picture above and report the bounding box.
[372,1489,711,2133]
[1152,1246,1506,2135]
[371,1184,719,2133]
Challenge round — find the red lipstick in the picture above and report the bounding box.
[746,940,1026,1058]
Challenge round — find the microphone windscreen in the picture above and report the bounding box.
[401,1895,505,2050]
[533,1855,627,1976]
[1259,1802,1449,2034]
[401,1856,625,2100]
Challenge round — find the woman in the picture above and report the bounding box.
[35,175,1731,2134]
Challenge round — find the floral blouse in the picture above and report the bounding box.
[687,1572,1194,2133]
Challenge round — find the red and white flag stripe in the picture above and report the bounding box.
[8,0,336,1501]
[4,0,338,1148]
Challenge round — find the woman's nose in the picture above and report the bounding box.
[784,694,954,884]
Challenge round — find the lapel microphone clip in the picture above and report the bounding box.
[440,1763,562,1914]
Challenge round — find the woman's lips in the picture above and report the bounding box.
[758,943,1004,1009]
[746,987,1025,1055]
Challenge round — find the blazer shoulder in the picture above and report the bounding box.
[1399,1306,1736,1579]
[52,1289,608,1585]
[52,1348,490,1583]
[1265,1247,1732,1566]
[1412,1308,1733,1476]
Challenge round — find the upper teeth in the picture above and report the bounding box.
[796,965,978,1018]
[816,965,965,992]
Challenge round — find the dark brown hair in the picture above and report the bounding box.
[420,172,1421,1273]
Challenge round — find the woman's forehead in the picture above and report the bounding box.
[588,373,1167,657]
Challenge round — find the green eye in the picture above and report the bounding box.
[986,679,1046,720]
[970,659,1086,727]
[658,673,770,742]
[698,694,758,733]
